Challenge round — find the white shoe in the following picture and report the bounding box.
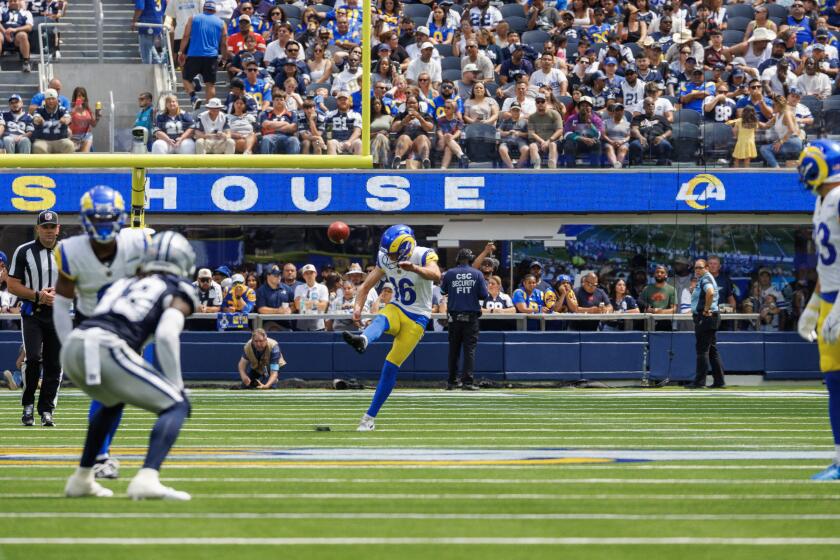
[357,413,375,432]
[127,468,191,501]
[3,369,17,390]
[65,468,114,498]
[92,457,120,479]
[612,161,622,169]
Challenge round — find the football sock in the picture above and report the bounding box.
[366,360,399,417]
[89,400,123,461]
[144,400,190,471]
[80,403,125,468]
[362,314,390,344]
[826,371,840,463]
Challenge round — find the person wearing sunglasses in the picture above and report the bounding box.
[193,268,222,314]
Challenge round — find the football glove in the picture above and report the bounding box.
[798,293,820,342]
[821,299,840,344]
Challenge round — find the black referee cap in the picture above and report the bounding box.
[37,210,58,226]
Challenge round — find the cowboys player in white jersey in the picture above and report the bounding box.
[63,231,198,500]
[342,224,440,431]
[797,139,840,480]
[53,185,149,479]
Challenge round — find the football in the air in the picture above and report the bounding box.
[327,221,350,244]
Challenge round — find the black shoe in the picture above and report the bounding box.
[391,156,402,169]
[21,405,34,426]
[445,383,458,391]
[342,331,367,354]
[684,383,706,389]
[709,383,727,389]
[459,154,470,168]
[40,411,55,427]
[461,383,479,391]
[421,158,431,169]
[192,74,204,93]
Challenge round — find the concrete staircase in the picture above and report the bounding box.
[60,0,139,63]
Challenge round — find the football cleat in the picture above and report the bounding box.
[342,331,368,354]
[40,412,55,427]
[357,413,375,432]
[811,463,840,481]
[65,468,114,498]
[127,468,191,501]
[92,457,120,479]
[21,405,34,426]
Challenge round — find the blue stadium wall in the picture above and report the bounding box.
[0,330,819,382]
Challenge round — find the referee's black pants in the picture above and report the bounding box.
[693,313,725,387]
[448,315,480,385]
[21,313,62,415]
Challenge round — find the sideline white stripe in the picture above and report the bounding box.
[2,512,840,521]
[0,537,839,545]
[2,493,838,500]
[0,476,821,485]
[2,427,827,434]
[0,463,826,470]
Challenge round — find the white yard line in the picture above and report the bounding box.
[1,512,839,521]
[0,537,839,545]
[1,492,838,500]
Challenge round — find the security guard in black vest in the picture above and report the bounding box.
[441,248,489,390]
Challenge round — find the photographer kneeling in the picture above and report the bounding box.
[236,328,286,389]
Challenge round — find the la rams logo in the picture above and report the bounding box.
[676,174,726,210]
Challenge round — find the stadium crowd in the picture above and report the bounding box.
[124,0,840,167]
[177,244,815,333]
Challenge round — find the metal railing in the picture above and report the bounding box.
[138,23,178,99]
[37,22,70,92]
[0,312,763,332]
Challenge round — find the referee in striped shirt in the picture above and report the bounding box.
[7,210,61,427]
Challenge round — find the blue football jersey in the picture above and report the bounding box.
[81,274,198,352]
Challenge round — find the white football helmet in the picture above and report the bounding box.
[141,231,196,279]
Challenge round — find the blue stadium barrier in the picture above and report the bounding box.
[0,328,823,383]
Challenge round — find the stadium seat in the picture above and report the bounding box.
[441,68,462,83]
[441,56,462,71]
[723,29,744,46]
[765,3,789,21]
[436,43,453,57]
[522,30,551,46]
[823,97,840,136]
[671,122,701,162]
[673,109,702,126]
[727,16,751,33]
[626,42,644,59]
[324,96,338,111]
[484,82,498,97]
[701,122,735,164]
[500,3,526,18]
[725,4,755,20]
[799,95,824,136]
[403,3,431,19]
[412,16,427,27]
[280,5,301,20]
[313,4,331,13]
[507,16,528,34]
[463,123,499,166]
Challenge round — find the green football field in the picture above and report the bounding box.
[1,388,839,559]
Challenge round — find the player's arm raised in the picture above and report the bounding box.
[353,267,385,322]
[155,296,193,391]
[398,259,441,282]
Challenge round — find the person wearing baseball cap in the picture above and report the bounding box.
[4,93,30,154]
[561,94,603,168]
[221,272,256,314]
[294,264,329,331]
[193,268,223,314]
[254,264,294,330]
[179,0,225,111]
[7,209,62,426]
[527,90,563,169]
[406,41,441,87]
